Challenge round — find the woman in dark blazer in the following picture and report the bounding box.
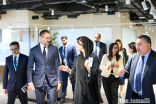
[115,39,128,98]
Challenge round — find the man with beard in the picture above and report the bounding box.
[27,30,61,104]
[118,35,156,104]
[59,36,77,103]
[3,41,28,104]
[93,33,107,91]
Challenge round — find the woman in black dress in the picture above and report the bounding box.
[59,36,103,104]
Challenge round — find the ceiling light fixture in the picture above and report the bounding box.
[139,17,145,19]
[71,26,74,31]
[94,24,96,29]
[48,26,50,31]
[3,0,6,5]
[141,0,148,10]
[90,13,92,20]
[145,27,147,29]
[51,10,54,15]
[118,12,120,17]
[126,0,130,4]
[105,25,108,30]
[76,0,88,3]
[152,11,156,19]
[35,25,38,30]
[148,19,154,22]
[150,6,154,14]
[105,5,108,11]
[9,23,11,28]
[130,24,132,29]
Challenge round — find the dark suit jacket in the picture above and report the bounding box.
[27,43,61,87]
[124,49,156,104]
[3,53,28,91]
[59,44,77,69]
[98,42,107,63]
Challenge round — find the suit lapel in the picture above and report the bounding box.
[10,55,16,73]
[130,54,139,88]
[99,42,102,54]
[46,45,53,64]
[59,46,63,60]
[37,44,45,64]
[66,45,70,58]
[142,50,155,81]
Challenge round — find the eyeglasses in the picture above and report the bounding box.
[113,47,119,49]
[10,48,18,51]
[42,37,52,40]
[134,43,146,47]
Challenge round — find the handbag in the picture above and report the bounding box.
[69,74,76,83]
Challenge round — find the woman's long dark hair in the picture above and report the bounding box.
[108,43,121,62]
[115,39,125,53]
[128,42,137,53]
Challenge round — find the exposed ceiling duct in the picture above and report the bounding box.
[0,0,155,22]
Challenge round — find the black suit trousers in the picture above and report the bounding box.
[102,75,120,104]
[7,83,28,104]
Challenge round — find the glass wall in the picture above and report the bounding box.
[0,28,40,65]
[122,28,137,56]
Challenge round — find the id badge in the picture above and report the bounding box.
[63,59,66,63]
[88,57,93,67]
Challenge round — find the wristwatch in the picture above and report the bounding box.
[68,69,71,73]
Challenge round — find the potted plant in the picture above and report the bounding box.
[50,31,59,45]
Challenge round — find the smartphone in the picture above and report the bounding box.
[111,61,115,67]
[88,57,93,67]
[21,84,28,93]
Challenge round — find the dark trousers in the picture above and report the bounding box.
[129,91,144,104]
[35,77,57,104]
[61,71,75,99]
[102,75,120,104]
[7,83,28,104]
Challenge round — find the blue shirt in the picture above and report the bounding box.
[93,42,100,57]
[133,49,151,94]
[62,44,68,59]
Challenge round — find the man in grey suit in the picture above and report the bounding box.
[27,30,61,104]
[118,35,156,104]
[93,33,107,91]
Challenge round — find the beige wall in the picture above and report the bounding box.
[0,10,155,50]
[120,13,156,51]
[0,10,29,29]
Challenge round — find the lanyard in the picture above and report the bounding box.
[13,58,18,70]
[62,47,67,58]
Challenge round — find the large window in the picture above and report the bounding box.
[0,28,39,64]
[122,28,137,56]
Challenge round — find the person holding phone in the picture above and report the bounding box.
[3,41,28,104]
[100,43,124,104]
[59,36,103,104]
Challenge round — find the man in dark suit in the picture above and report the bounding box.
[27,30,61,104]
[94,33,107,91]
[3,41,28,104]
[118,35,156,104]
[59,36,77,103]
